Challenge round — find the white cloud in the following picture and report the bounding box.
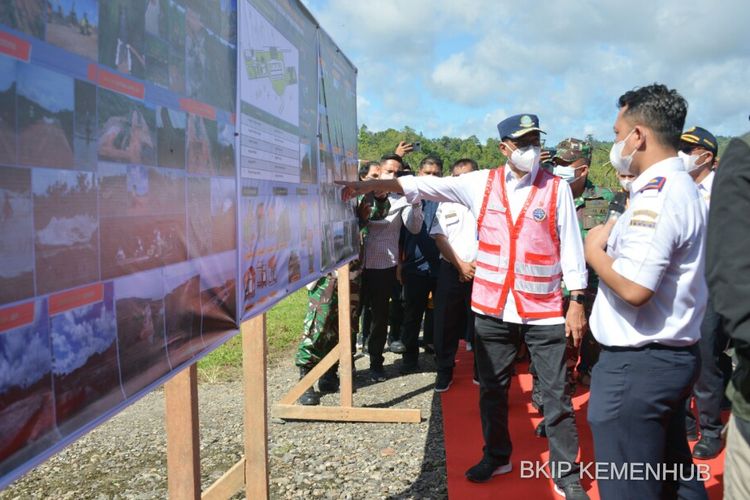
[51,303,117,376]
[0,324,51,393]
[304,0,750,143]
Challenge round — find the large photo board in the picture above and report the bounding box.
[0,0,357,489]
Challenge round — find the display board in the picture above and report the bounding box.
[0,0,357,489]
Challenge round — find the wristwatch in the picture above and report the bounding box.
[569,293,585,304]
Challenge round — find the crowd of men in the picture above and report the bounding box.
[291,83,750,500]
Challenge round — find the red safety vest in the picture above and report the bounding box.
[472,167,563,319]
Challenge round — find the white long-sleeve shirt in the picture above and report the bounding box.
[399,163,588,325]
[363,194,423,269]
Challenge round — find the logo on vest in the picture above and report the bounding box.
[532,207,547,222]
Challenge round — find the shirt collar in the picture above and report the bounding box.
[698,170,715,192]
[504,162,539,189]
[630,156,684,193]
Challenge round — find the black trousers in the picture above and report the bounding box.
[686,299,731,439]
[361,266,396,370]
[433,260,473,375]
[388,282,404,342]
[474,315,580,486]
[400,273,437,366]
[588,345,707,500]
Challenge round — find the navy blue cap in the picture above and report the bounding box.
[680,126,718,154]
[497,114,546,140]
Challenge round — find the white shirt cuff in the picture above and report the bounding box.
[612,258,657,292]
[398,176,421,204]
[562,272,588,292]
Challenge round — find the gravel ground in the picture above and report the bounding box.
[0,348,447,499]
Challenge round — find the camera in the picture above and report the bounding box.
[412,141,421,152]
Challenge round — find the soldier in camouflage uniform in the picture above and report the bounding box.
[531,137,614,436]
[295,189,390,405]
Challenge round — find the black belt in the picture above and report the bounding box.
[601,342,697,353]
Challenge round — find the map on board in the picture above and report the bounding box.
[239,0,299,126]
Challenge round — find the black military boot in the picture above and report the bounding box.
[318,365,340,393]
[298,367,320,406]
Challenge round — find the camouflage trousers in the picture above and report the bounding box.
[294,259,363,369]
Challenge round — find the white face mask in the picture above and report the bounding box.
[553,165,585,184]
[678,151,710,173]
[506,144,540,172]
[609,129,638,175]
[619,178,633,192]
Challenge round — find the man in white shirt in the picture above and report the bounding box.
[679,126,730,460]
[361,154,423,382]
[584,84,708,499]
[430,159,479,392]
[338,114,590,499]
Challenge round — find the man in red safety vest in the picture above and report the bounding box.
[338,114,590,500]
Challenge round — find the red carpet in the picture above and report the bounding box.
[441,343,726,499]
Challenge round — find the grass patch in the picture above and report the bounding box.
[198,288,308,382]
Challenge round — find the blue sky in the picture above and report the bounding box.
[301,0,750,144]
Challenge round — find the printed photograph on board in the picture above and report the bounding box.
[0,167,34,306]
[186,113,217,174]
[114,268,170,398]
[98,163,185,218]
[98,0,146,78]
[216,121,235,177]
[186,177,210,259]
[156,106,186,169]
[198,252,237,347]
[73,79,97,171]
[33,169,99,296]
[0,56,17,166]
[98,88,157,166]
[0,300,56,477]
[45,0,99,61]
[99,213,187,280]
[0,0,45,39]
[145,34,169,88]
[50,283,123,436]
[17,64,74,169]
[211,177,236,254]
[163,261,202,368]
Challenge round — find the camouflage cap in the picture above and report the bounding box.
[553,137,592,162]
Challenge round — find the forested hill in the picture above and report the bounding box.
[358,125,733,190]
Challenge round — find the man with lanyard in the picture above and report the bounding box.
[337,114,590,499]
[585,84,708,499]
[531,138,614,438]
[678,126,731,459]
[398,157,442,374]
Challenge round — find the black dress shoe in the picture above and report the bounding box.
[388,340,406,353]
[693,436,724,460]
[465,457,512,483]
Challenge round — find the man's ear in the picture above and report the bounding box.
[633,126,647,150]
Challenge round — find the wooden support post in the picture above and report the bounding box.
[272,263,422,424]
[165,364,201,500]
[243,314,269,500]
[337,264,353,407]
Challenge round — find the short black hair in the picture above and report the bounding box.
[420,155,443,170]
[359,161,379,180]
[380,153,405,171]
[452,158,477,173]
[617,84,687,150]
